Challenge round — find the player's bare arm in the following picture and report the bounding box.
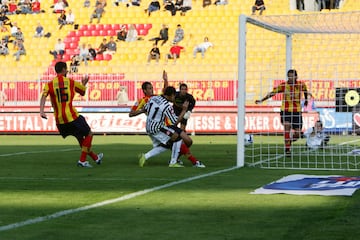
[255,91,275,104]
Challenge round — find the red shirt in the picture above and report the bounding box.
[170,46,184,56]
[32,2,41,12]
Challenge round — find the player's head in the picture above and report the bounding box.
[287,69,298,83]
[141,81,153,96]
[315,120,323,131]
[54,61,68,75]
[179,83,188,96]
[163,86,176,102]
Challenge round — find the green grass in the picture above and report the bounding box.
[0,135,359,240]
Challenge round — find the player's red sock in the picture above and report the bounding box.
[180,143,190,155]
[88,151,98,161]
[187,155,197,165]
[80,135,93,161]
[285,132,291,151]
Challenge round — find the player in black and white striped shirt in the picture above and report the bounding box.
[143,86,192,167]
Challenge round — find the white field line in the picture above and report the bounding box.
[0,148,77,157]
[247,138,360,167]
[0,166,239,232]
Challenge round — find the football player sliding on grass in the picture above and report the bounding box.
[129,70,205,168]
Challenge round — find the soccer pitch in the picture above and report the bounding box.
[0,135,359,240]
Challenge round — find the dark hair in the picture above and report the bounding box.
[287,69,298,77]
[54,61,67,74]
[179,83,188,90]
[141,81,152,91]
[316,120,323,127]
[164,86,176,96]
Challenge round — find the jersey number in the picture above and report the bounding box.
[148,102,159,120]
[56,87,69,103]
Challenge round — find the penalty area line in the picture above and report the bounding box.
[0,166,239,232]
[0,148,77,157]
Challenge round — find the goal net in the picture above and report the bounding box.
[238,11,360,170]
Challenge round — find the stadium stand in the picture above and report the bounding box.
[0,0,359,102]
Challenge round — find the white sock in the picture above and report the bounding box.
[144,146,168,160]
[169,140,182,164]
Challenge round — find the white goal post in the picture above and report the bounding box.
[237,11,360,170]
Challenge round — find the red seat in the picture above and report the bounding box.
[99,30,107,36]
[139,29,148,36]
[91,30,99,36]
[69,42,78,49]
[88,24,96,31]
[103,54,112,61]
[111,24,120,30]
[103,24,112,30]
[95,24,104,30]
[135,24,144,30]
[95,54,103,60]
[79,25,88,31]
[143,24,152,30]
[82,30,91,36]
[107,29,116,36]
[68,31,76,37]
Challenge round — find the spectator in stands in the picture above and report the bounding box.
[125,24,139,42]
[165,42,184,64]
[0,88,7,106]
[90,3,105,23]
[193,37,213,59]
[66,9,75,25]
[214,0,228,5]
[145,0,160,16]
[31,0,41,13]
[297,0,304,11]
[164,0,177,16]
[70,54,80,73]
[116,25,127,41]
[19,0,33,14]
[79,43,90,66]
[172,24,184,44]
[13,39,26,61]
[0,12,11,27]
[7,1,18,15]
[0,38,9,55]
[180,0,192,15]
[334,0,340,9]
[96,0,108,7]
[34,22,44,37]
[252,0,265,15]
[49,38,65,60]
[104,36,117,55]
[53,0,66,13]
[84,0,91,7]
[147,43,160,64]
[149,24,169,46]
[318,0,326,11]
[97,37,108,54]
[57,10,67,29]
[88,44,97,60]
[203,0,211,8]
[127,0,141,7]
[10,21,18,37]
[13,27,24,45]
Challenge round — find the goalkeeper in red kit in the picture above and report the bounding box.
[255,69,308,155]
[40,61,103,167]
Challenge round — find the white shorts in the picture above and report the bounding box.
[148,126,176,147]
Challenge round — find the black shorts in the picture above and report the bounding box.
[280,111,303,130]
[57,115,91,139]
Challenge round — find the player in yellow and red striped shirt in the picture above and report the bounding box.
[40,61,103,167]
[255,69,308,155]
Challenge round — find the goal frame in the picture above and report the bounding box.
[236,12,360,168]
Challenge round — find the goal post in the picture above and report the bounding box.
[237,11,360,170]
